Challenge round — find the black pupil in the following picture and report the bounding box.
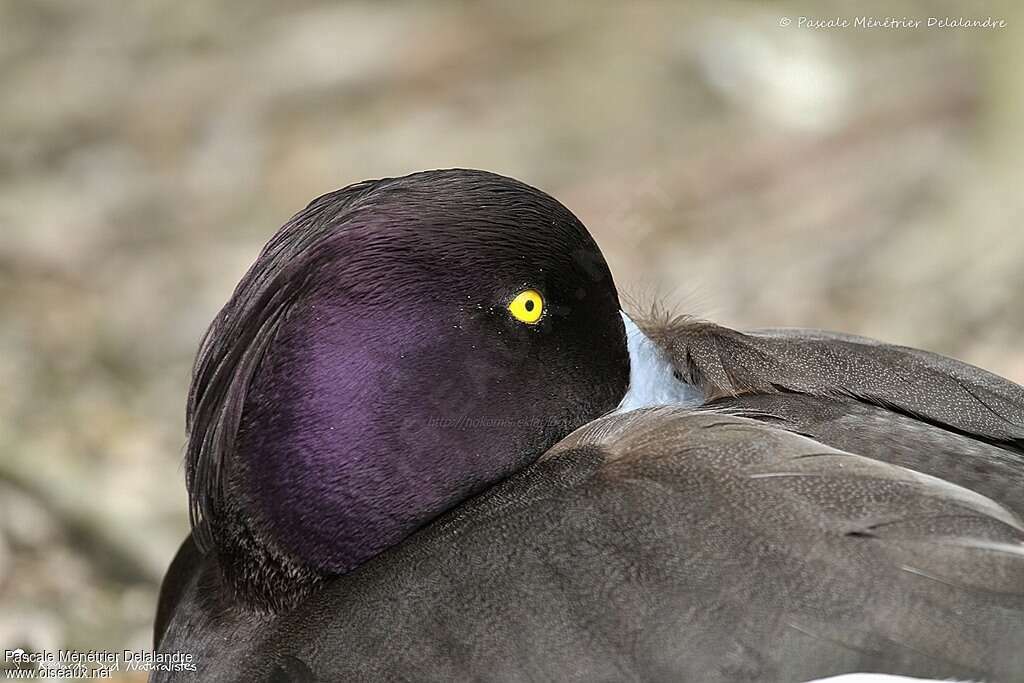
[524,299,535,312]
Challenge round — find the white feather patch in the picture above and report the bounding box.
[616,312,703,412]
[806,675,975,682]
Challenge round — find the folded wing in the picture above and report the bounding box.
[642,319,1024,515]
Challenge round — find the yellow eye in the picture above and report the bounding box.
[508,289,544,324]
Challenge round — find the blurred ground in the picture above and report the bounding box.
[1,0,1022,666]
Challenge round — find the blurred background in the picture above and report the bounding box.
[2,0,1022,676]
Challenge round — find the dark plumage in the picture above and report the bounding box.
[154,169,1024,682]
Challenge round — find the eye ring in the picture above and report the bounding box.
[508,289,545,325]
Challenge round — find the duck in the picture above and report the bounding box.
[152,169,1024,683]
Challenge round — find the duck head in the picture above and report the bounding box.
[187,169,640,607]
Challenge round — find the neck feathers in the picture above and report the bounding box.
[617,312,703,412]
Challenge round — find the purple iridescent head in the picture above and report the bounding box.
[186,169,629,606]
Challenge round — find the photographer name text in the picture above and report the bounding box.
[788,16,1007,30]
